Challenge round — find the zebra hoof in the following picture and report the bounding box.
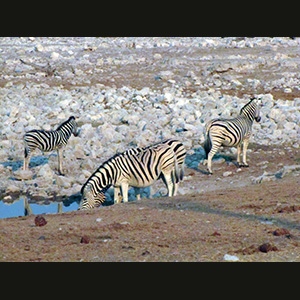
[238,163,249,168]
[58,172,65,176]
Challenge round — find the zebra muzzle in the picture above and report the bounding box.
[74,129,81,137]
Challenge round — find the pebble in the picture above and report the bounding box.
[272,228,290,236]
[80,235,90,244]
[223,171,232,177]
[223,254,239,261]
[34,215,47,227]
[35,44,44,52]
[258,243,278,253]
[50,52,60,60]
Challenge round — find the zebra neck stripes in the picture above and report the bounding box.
[240,98,261,122]
[56,116,79,139]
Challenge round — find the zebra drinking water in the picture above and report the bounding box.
[23,116,79,176]
[202,97,261,174]
[79,141,182,210]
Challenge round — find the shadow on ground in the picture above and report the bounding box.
[185,146,235,174]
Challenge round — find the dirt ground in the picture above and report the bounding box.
[0,144,299,262]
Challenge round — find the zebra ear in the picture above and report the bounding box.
[81,183,91,196]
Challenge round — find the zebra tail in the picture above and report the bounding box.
[24,137,29,158]
[179,164,184,181]
[203,132,212,159]
[173,154,180,184]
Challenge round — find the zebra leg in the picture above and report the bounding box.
[173,182,179,196]
[237,144,242,167]
[241,138,250,167]
[207,143,220,174]
[162,171,174,197]
[23,147,32,171]
[120,182,129,203]
[114,186,122,204]
[23,154,31,171]
[148,186,153,198]
[171,169,179,196]
[57,148,64,176]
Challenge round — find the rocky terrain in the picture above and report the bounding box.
[0,37,299,261]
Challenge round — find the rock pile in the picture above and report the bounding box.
[0,82,299,200]
[0,37,299,201]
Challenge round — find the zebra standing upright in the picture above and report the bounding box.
[79,142,180,210]
[202,97,261,174]
[23,116,79,176]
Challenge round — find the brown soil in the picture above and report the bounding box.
[1,145,299,262]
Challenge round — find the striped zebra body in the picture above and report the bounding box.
[23,116,79,175]
[203,97,261,174]
[134,138,186,199]
[79,142,180,210]
[160,138,186,182]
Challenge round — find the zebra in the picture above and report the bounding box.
[79,142,181,210]
[202,97,261,174]
[23,116,79,176]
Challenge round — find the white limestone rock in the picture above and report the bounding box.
[50,52,60,60]
[37,164,54,178]
[6,184,21,193]
[13,169,34,180]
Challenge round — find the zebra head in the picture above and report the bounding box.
[79,184,106,210]
[252,98,261,122]
[240,97,261,122]
[69,116,80,137]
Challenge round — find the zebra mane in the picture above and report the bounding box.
[240,97,256,115]
[81,146,144,195]
[56,116,75,131]
[80,152,123,195]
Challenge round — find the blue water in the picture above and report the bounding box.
[0,154,81,218]
[0,186,153,219]
[0,197,79,219]
[0,156,49,172]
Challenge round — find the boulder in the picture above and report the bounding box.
[6,184,21,193]
[13,169,33,180]
[37,164,54,178]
